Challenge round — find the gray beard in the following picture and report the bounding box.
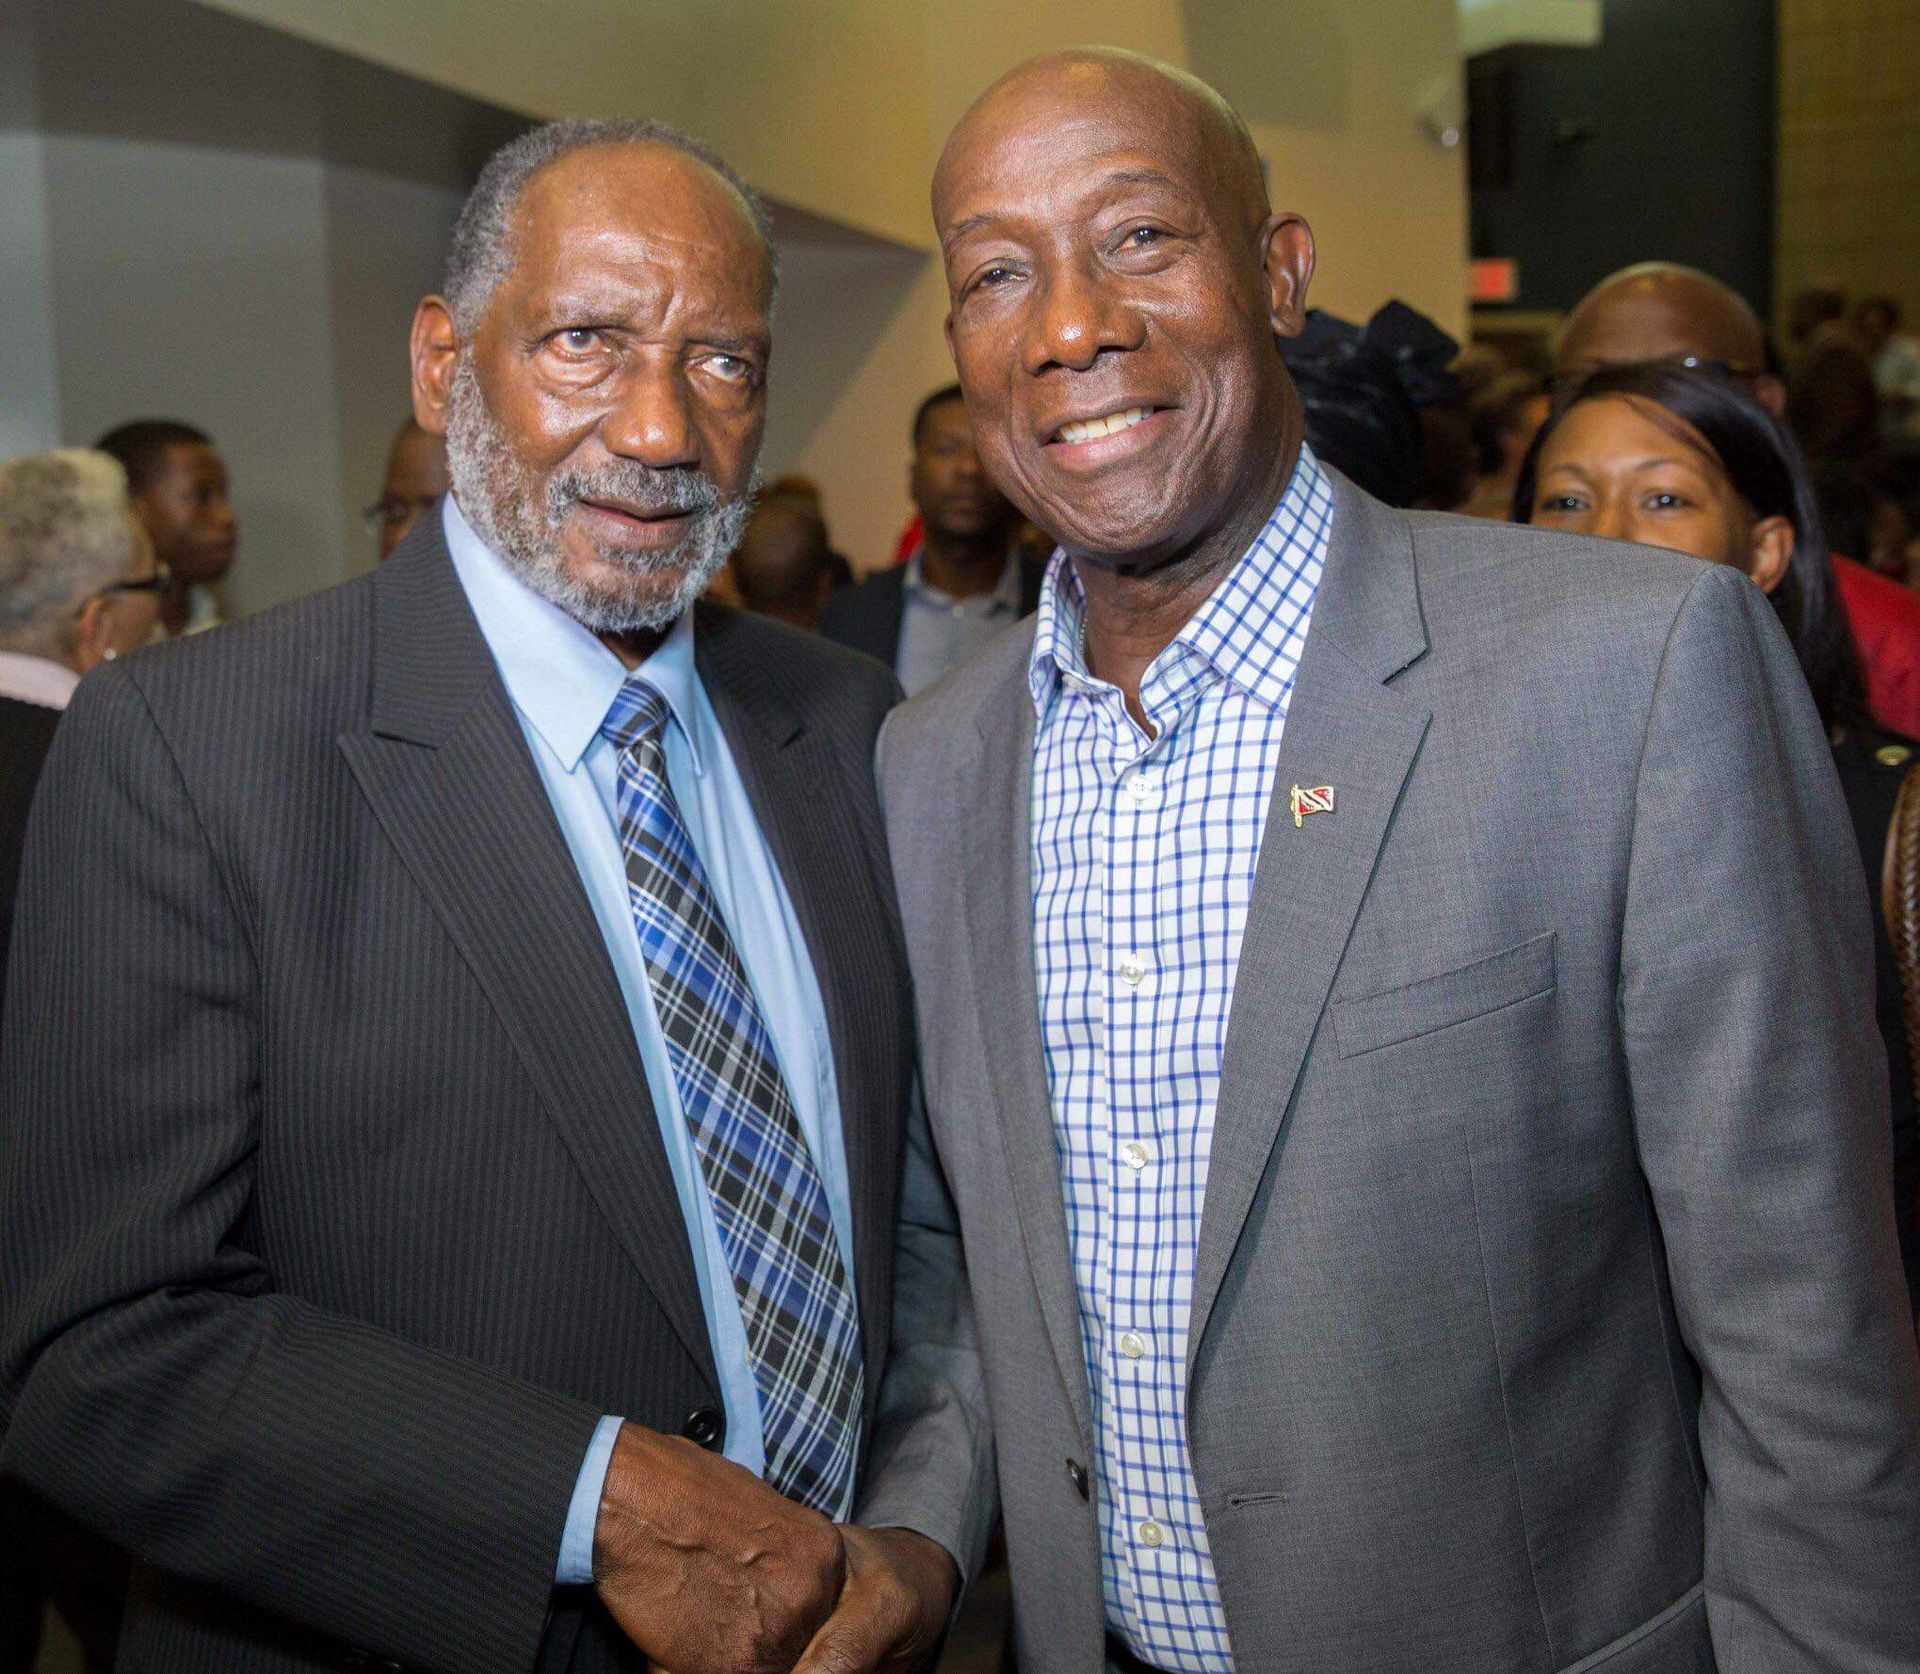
[443,355,754,634]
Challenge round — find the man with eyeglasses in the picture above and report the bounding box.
[365,416,451,561]
[1555,261,1920,740]
[0,446,163,1674]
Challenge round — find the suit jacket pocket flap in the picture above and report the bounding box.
[1332,931,1557,1058]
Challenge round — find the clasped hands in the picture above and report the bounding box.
[593,1422,958,1674]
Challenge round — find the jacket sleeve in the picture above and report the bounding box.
[0,664,601,1674]
[1619,563,1920,1668]
[855,712,997,1586]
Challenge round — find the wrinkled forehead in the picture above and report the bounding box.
[509,144,773,307]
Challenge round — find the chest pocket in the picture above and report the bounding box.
[1331,931,1557,1058]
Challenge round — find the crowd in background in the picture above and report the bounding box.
[3,241,1920,1672]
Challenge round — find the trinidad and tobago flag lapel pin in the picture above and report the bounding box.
[1289,784,1334,828]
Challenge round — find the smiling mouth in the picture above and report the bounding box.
[1051,406,1160,446]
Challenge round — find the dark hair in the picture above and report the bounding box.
[912,384,965,450]
[94,419,212,494]
[1787,340,1880,462]
[1467,372,1548,476]
[1512,362,1866,732]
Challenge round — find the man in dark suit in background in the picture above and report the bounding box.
[820,385,1042,692]
[0,118,953,1674]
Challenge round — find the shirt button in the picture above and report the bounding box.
[1138,1520,1165,1548]
[1124,771,1158,803]
[1118,956,1149,989]
[1118,1331,1148,1360]
[1119,1140,1153,1172]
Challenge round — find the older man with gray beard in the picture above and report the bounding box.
[0,118,960,1674]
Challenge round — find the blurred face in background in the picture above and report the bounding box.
[132,441,236,587]
[1527,394,1793,593]
[372,423,451,560]
[910,396,1015,547]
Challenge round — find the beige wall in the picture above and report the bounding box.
[198,0,1468,573]
[1777,0,1920,333]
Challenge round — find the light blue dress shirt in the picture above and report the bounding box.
[440,498,856,1587]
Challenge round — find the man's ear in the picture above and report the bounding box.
[68,593,113,676]
[411,297,461,437]
[1259,213,1316,340]
[1747,513,1795,596]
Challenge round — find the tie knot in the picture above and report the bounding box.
[601,677,671,755]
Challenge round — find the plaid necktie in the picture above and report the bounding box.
[601,677,863,1515]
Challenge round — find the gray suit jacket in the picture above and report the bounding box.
[0,517,914,1673]
[860,474,1920,1672]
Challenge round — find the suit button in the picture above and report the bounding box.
[1066,1458,1089,1500]
[682,1406,725,1449]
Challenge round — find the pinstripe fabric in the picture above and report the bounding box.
[603,680,864,1515]
[0,515,913,1674]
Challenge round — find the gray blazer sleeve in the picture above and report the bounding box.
[1619,564,1920,1666]
[0,666,601,1674]
[856,1078,998,1584]
[855,713,998,1585]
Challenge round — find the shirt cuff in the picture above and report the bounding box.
[555,1414,625,1585]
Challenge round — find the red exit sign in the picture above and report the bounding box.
[1471,258,1520,304]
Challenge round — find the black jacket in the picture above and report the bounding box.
[0,518,914,1673]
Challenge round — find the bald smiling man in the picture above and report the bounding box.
[848,51,1920,1674]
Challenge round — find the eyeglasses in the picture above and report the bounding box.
[1548,354,1769,404]
[363,494,441,534]
[95,559,173,600]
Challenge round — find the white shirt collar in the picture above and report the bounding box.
[0,651,81,711]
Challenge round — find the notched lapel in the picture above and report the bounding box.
[1188,477,1433,1368]
[339,537,717,1389]
[960,685,1096,1445]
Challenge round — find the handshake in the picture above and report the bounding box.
[592,1422,959,1674]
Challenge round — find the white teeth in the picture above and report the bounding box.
[1056,406,1153,445]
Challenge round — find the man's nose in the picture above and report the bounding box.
[1024,261,1142,376]
[602,358,701,469]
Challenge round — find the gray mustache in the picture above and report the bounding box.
[545,464,724,523]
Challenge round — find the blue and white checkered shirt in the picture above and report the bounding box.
[1028,447,1332,1673]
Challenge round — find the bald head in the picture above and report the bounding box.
[1556,263,1780,413]
[929,51,1312,574]
[934,49,1268,242]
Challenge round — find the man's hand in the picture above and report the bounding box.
[592,1422,845,1674]
[792,1525,960,1674]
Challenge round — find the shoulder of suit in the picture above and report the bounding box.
[698,601,899,717]
[887,612,1038,747]
[1392,504,1714,646]
[112,567,377,715]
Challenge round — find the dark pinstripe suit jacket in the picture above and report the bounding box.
[0,518,914,1674]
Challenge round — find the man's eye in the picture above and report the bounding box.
[975,265,1015,292]
[1539,494,1586,513]
[557,328,598,352]
[1645,492,1691,511]
[705,354,755,383]
[1122,226,1165,248]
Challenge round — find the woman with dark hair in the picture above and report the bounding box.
[1513,363,1918,1310]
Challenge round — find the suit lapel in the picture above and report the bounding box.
[1187,476,1432,1368]
[959,663,1096,1443]
[337,524,717,1389]
[694,608,905,1421]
